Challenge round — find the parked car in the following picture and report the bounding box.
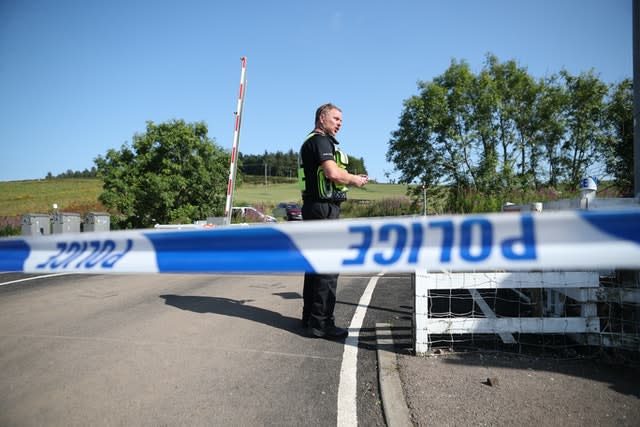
[232,206,277,223]
[272,202,303,221]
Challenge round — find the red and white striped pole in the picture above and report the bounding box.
[224,56,247,224]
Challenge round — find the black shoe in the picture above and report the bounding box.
[308,325,348,339]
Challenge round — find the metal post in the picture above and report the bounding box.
[633,0,640,357]
[633,0,639,197]
[224,57,248,225]
[422,183,427,216]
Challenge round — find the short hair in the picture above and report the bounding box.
[315,103,341,126]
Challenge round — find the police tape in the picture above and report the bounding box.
[1,210,639,274]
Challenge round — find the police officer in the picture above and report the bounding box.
[298,103,369,339]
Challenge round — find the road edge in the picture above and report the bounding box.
[376,322,413,427]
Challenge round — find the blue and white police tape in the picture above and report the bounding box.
[1,210,639,274]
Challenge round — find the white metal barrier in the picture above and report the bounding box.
[414,271,603,354]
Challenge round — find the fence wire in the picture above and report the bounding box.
[416,270,640,366]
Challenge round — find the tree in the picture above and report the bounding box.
[558,70,609,186]
[483,55,544,190]
[386,65,457,189]
[387,54,621,213]
[534,76,568,187]
[95,120,229,229]
[602,78,634,195]
[348,156,367,176]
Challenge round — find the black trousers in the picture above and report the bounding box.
[302,200,340,329]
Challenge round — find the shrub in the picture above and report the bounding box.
[341,197,418,218]
[0,216,21,237]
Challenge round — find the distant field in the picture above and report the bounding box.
[0,178,410,217]
[233,182,409,206]
[0,179,106,217]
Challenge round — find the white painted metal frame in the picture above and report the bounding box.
[414,271,601,354]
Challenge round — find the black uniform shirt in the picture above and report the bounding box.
[299,133,338,202]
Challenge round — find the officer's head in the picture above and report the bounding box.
[315,103,342,136]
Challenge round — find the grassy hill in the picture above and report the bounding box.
[0,178,410,217]
[0,179,106,217]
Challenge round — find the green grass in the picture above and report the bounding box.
[0,178,410,218]
[0,179,106,217]
[233,182,408,207]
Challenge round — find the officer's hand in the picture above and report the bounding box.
[355,174,368,187]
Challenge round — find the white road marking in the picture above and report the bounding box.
[337,272,383,427]
[0,273,70,287]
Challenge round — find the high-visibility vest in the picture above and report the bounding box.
[298,133,349,200]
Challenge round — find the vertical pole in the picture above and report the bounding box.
[633,0,640,353]
[633,0,639,197]
[224,57,248,225]
[422,183,427,216]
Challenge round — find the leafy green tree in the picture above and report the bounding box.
[602,78,634,195]
[559,70,609,186]
[347,156,368,176]
[95,120,229,228]
[534,76,568,187]
[238,152,264,176]
[387,54,621,213]
[46,167,97,179]
[387,62,461,191]
[484,55,544,190]
[387,58,493,207]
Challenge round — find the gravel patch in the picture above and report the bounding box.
[398,351,640,427]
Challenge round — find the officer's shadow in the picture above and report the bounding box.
[159,294,304,336]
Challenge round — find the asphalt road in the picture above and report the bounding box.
[0,271,413,426]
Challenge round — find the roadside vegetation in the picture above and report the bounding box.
[0,178,415,235]
[0,175,620,237]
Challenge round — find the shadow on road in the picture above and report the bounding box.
[158,293,414,351]
[336,299,413,319]
[159,294,305,336]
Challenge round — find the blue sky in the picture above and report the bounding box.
[0,0,633,183]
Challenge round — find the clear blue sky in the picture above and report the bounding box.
[0,0,633,183]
